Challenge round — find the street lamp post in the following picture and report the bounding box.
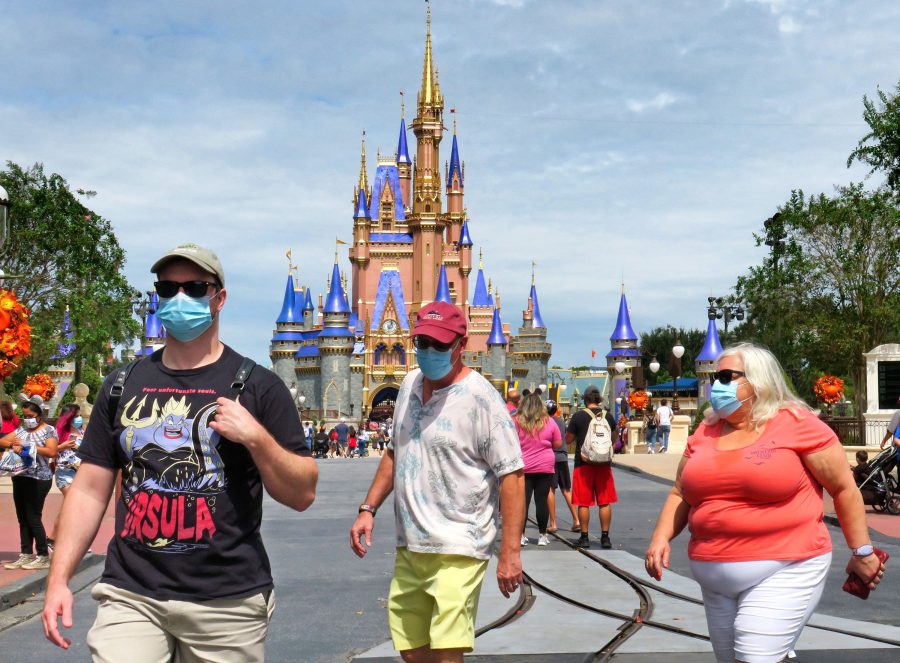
[707,297,745,345]
[671,340,685,413]
[0,184,9,254]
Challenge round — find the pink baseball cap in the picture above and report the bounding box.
[413,302,467,344]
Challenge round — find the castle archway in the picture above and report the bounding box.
[368,383,400,423]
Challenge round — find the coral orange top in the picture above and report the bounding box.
[680,408,838,562]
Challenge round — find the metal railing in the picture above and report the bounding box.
[821,417,887,447]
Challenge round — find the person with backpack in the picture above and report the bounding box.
[42,244,318,660]
[645,406,658,453]
[566,385,618,550]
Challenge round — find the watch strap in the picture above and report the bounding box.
[852,544,874,557]
[359,504,377,516]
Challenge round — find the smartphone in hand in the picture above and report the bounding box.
[842,547,889,600]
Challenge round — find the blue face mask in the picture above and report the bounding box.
[156,292,215,342]
[710,379,753,417]
[73,416,83,429]
[416,344,457,381]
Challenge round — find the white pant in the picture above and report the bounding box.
[690,552,831,663]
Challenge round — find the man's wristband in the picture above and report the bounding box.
[852,544,874,557]
[359,504,377,517]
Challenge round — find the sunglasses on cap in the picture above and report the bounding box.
[412,336,457,352]
[713,369,746,385]
[154,280,220,298]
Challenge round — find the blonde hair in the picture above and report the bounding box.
[708,342,812,430]
[516,392,548,435]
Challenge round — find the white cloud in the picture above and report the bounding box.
[779,15,801,33]
[0,0,896,369]
[626,92,680,113]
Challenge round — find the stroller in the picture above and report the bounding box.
[313,437,329,459]
[856,447,900,515]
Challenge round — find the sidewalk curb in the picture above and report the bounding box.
[0,553,105,612]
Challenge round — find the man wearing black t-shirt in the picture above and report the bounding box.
[566,385,618,550]
[42,244,318,662]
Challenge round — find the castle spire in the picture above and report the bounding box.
[323,261,351,314]
[529,283,546,329]
[488,307,507,346]
[472,260,491,307]
[434,265,452,303]
[446,131,462,189]
[302,287,314,311]
[458,219,473,247]
[276,274,299,324]
[397,103,411,166]
[697,317,724,362]
[358,131,368,191]
[420,1,436,108]
[355,186,370,219]
[610,289,638,342]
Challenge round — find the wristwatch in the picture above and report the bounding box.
[358,504,377,517]
[852,544,875,557]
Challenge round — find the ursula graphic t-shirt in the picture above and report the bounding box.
[78,345,309,600]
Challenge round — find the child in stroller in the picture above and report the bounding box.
[856,446,900,514]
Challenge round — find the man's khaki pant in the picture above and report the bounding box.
[86,582,276,663]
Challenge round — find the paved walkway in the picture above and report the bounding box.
[0,457,897,661]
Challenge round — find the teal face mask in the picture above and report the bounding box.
[73,416,83,429]
[156,292,214,342]
[416,344,457,381]
[710,380,753,416]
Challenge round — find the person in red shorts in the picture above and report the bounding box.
[566,385,618,549]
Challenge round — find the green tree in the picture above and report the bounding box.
[847,80,900,193]
[638,326,706,385]
[0,162,139,393]
[735,185,900,412]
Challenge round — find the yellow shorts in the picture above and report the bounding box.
[388,547,489,653]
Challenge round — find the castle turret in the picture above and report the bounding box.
[434,265,452,304]
[318,260,354,417]
[302,287,315,330]
[606,286,641,411]
[270,273,305,388]
[47,306,77,415]
[445,122,464,243]
[457,218,473,305]
[484,307,508,391]
[509,277,551,391]
[696,318,724,407]
[408,3,445,309]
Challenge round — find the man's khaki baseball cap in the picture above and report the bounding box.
[151,243,225,286]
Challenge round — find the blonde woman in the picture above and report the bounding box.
[515,391,562,546]
[645,343,885,663]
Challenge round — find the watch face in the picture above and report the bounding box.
[382,319,398,334]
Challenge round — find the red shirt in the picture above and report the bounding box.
[1,414,18,435]
[680,408,837,562]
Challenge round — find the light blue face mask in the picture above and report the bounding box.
[73,416,83,429]
[416,344,457,381]
[710,379,753,417]
[156,292,215,342]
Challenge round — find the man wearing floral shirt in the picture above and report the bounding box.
[350,301,525,663]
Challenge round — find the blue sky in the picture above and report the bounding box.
[2,0,898,368]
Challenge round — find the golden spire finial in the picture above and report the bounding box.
[531,259,537,286]
[621,273,625,295]
[420,0,436,107]
[400,91,405,119]
[479,247,484,270]
[358,130,368,191]
[286,248,294,274]
[453,114,457,135]
[488,277,493,294]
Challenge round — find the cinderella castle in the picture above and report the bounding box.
[266,6,551,422]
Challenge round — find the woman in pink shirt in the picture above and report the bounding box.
[645,343,883,663]
[515,392,562,547]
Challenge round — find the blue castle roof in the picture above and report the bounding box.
[302,288,314,311]
[355,187,370,219]
[276,275,299,324]
[51,308,76,360]
[447,133,462,188]
[697,318,724,362]
[472,269,491,307]
[610,292,638,342]
[530,284,545,329]
[458,220,473,247]
[371,270,410,331]
[435,265,452,303]
[323,262,351,314]
[145,292,162,338]
[488,307,506,346]
[372,164,406,221]
[397,118,411,165]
